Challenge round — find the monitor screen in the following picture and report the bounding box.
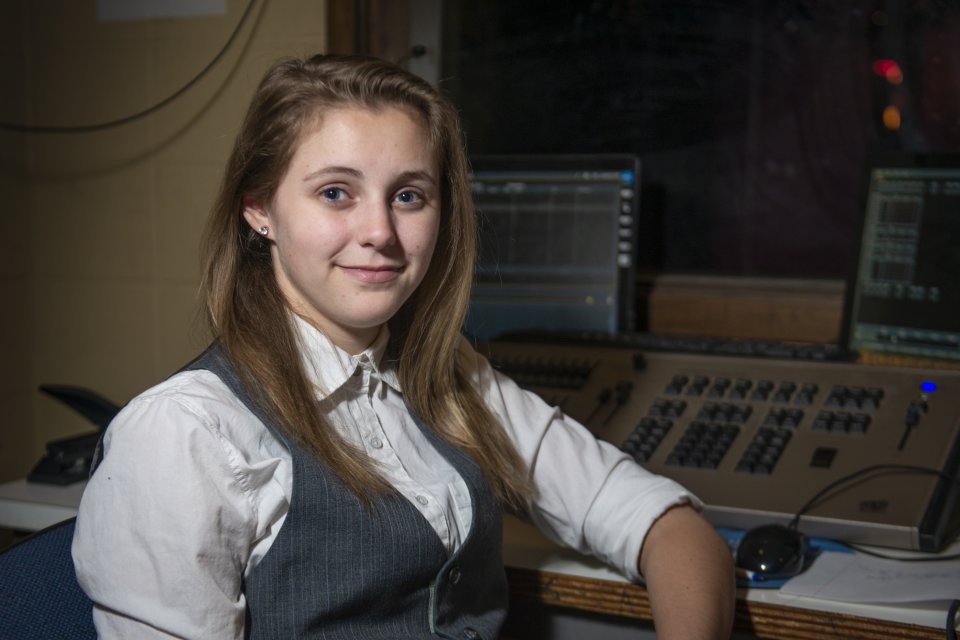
[464,154,640,342]
[843,154,960,363]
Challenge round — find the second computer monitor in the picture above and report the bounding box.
[841,152,960,363]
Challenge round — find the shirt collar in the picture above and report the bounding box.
[293,315,402,397]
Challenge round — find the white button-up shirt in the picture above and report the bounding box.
[73,318,698,639]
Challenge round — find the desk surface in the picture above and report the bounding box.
[0,478,83,531]
[503,516,956,640]
[2,479,954,639]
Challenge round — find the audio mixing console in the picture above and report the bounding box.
[483,340,960,551]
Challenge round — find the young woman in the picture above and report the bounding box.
[72,54,734,639]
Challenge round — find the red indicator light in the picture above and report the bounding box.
[872,59,903,84]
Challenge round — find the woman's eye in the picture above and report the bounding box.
[320,187,346,202]
[395,190,424,207]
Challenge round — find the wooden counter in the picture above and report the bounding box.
[502,516,952,640]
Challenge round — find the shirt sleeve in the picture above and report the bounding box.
[72,373,270,639]
[458,338,702,581]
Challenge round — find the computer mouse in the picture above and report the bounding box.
[735,524,808,580]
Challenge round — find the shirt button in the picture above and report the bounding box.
[415,495,429,506]
[370,436,383,449]
[449,566,462,585]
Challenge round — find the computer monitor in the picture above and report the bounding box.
[841,153,960,363]
[464,154,640,342]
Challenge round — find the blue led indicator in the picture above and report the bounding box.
[920,381,937,393]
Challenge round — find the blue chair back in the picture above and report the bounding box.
[0,517,96,639]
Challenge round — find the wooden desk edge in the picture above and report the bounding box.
[505,566,944,640]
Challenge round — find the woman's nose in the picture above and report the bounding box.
[356,201,398,248]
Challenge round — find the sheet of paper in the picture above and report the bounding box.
[780,551,960,603]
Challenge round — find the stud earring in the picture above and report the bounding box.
[258,226,269,236]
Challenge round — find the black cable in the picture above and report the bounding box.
[0,0,258,134]
[783,462,960,562]
[948,599,959,640]
[786,463,958,530]
[780,463,960,638]
[845,543,960,563]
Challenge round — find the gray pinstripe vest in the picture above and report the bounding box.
[186,344,508,640]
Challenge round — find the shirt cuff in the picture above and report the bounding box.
[582,459,703,582]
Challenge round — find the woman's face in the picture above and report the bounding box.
[244,106,441,354]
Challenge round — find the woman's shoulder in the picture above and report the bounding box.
[130,366,233,405]
[113,368,253,435]
[103,366,287,475]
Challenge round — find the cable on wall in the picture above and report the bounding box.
[0,0,258,134]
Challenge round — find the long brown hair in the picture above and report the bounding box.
[200,54,531,508]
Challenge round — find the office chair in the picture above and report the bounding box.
[0,517,96,639]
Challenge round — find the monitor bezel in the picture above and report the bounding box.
[838,150,960,361]
[467,153,642,337]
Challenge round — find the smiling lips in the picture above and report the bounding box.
[340,264,406,283]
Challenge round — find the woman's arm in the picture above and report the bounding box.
[639,504,737,639]
[459,337,735,637]
[72,372,280,639]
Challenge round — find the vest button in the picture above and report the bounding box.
[449,566,462,584]
[462,628,480,640]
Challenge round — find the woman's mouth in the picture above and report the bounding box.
[340,264,405,283]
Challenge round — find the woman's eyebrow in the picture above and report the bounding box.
[395,170,437,186]
[301,167,436,186]
[302,166,363,182]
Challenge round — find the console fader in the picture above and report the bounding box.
[482,340,960,551]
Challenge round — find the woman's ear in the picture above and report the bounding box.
[242,197,270,236]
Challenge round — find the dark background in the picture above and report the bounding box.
[439,0,960,279]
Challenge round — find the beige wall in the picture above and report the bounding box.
[0,0,328,483]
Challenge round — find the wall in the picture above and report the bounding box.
[0,2,31,485]
[0,0,328,483]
